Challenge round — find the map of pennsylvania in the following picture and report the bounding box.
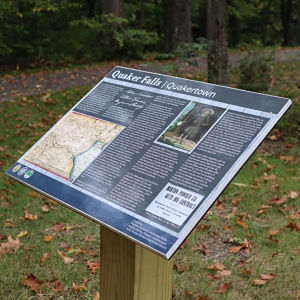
[25,112,124,181]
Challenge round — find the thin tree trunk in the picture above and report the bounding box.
[207,0,229,85]
[164,0,192,51]
[102,0,125,17]
[281,0,293,46]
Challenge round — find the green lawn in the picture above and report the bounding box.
[0,60,299,299]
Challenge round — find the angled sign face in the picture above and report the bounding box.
[7,67,291,259]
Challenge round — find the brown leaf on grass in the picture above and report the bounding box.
[194,243,210,255]
[279,155,295,163]
[174,263,186,273]
[185,290,193,296]
[218,270,232,277]
[288,191,298,199]
[231,197,243,206]
[93,291,100,300]
[0,236,23,255]
[269,195,288,205]
[73,277,88,292]
[196,296,211,300]
[87,249,99,257]
[58,250,74,264]
[23,210,38,221]
[269,229,280,236]
[208,263,225,271]
[42,202,52,212]
[44,235,54,242]
[22,274,43,293]
[254,279,266,286]
[49,279,62,293]
[4,221,15,228]
[242,268,251,276]
[236,218,248,228]
[84,235,95,242]
[41,252,49,266]
[230,245,245,253]
[261,273,275,280]
[87,261,100,274]
[286,222,300,231]
[53,223,66,232]
[215,283,231,293]
[208,273,220,280]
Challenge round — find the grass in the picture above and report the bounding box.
[0,59,299,299]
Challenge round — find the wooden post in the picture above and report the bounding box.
[100,226,174,300]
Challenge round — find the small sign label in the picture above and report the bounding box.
[146,184,203,226]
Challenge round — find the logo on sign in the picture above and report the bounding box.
[24,169,34,179]
[17,167,28,176]
[12,164,21,173]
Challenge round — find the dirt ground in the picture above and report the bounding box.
[0,47,299,102]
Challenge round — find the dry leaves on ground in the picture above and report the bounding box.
[22,274,43,293]
[0,236,23,255]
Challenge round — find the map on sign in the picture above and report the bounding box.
[25,112,124,181]
[7,66,291,259]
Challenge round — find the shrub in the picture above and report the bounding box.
[237,47,275,92]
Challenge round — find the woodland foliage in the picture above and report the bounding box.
[0,0,299,67]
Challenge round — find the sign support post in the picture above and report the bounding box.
[100,226,174,300]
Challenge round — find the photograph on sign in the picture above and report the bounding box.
[157,102,225,152]
[7,66,291,259]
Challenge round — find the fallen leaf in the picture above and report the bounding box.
[261,273,275,280]
[0,236,23,255]
[17,231,28,238]
[216,282,231,293]
[53,223,66,232]
[87,261,100,274]
[254,279,266,286]
[269,229,280,236]
[73,277,88,292]
[93,291,100,300]
[185,290,193,296]
[49,279,62,293]
[288,191,298,199]
[22,274,43,293]
[242,268,251,276]
[279,155,295,163]
[4,221,15,228]
[84,235,95,242]
[194,243,210,255]
[58,250,74,264]
[232,197,243,206]
[23,210,38,221]
[174,263,186,273]
[218,270,232,276]
[208,263,225,271]
[268,195,288,205]
[236,218,248,229]
[41,252,49,266]
[44,235,54,242]
[207,273,219,280]
[230,245,245,253]
[286,222,300,231]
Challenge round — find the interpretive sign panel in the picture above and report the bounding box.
[7,67,291,258]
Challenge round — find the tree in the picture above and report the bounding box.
[102,0,125,17]
[164,0,192,51]
[280,0,293,46]
[206,0,229,84]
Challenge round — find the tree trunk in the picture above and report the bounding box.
[206,0,229,85]
[86,0,97,18]
[281,0,293,46]
[164,0,192,51]
[102,0,125,17]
